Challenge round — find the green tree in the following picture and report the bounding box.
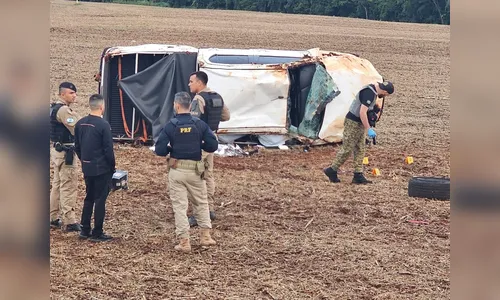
[99,0,450,25]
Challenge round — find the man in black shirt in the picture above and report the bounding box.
[74,94,115,242]
[324,81,394,184]
[155,91,219,252]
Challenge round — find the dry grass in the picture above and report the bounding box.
[50,0,450,299]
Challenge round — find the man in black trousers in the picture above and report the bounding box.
[74,94,115,242]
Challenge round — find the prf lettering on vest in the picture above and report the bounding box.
[180,127,192,133]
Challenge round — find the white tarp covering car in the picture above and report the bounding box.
[96,44,383,146]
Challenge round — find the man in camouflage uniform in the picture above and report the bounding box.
[324,81,394,184]
[49,82,81,232]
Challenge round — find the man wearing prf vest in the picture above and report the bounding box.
[188,71,230,226]
[324,81,394,184]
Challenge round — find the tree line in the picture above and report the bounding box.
[83,0,450,25]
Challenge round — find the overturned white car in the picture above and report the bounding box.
[96,44,384,147]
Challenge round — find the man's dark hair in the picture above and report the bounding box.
[174,92,192,109]
[89,94,104,110]
[190,71,208,85]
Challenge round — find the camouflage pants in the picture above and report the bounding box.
[330,118,366,173]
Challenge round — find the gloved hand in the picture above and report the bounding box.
[367,128,377,139]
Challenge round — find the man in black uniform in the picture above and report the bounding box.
[74,94,115,242]
[155,91,219,252]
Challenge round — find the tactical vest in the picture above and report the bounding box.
[198,91,224,131]
[170,117,203,161]
[348,84,378,118]
[50,103,73,144]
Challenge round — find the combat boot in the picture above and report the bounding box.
[352,172,372,184]
[323,167,341,183]
[174,238,191,253]
[200,228,216,247]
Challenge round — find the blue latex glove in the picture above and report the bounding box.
[367,128,377,139]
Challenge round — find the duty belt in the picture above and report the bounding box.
[53,142,74,152]
[175,159,200,170]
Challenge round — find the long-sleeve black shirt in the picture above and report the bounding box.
[155,113,218,159]
[74,115,115,177]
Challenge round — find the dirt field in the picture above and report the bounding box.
[50,0,450,299]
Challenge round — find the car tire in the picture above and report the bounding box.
[408,176,450,201]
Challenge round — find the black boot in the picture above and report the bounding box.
[65,223,82,232]
[352,172,372,184]
[189,211,215,227]
[90,233,113,242]
[79,230,91,239]
[188,215,198,227]
[323,167,341,183]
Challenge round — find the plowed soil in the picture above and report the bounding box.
[50,0,450,299]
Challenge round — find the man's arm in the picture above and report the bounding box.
[359,105,371,130]
[220,103,230,121]
[74,122,81,159]
[358,88,377,130]
[102,121,116,171]
[154,124,172,157]
[56,106,79,136]
[190,95,205,118]
[199,121,218,153]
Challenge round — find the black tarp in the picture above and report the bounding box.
[117,52,197,141]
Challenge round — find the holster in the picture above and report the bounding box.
[196,160,206,179]
[64,147,74,165]
[167,157,178,171]
[54,143,74,165]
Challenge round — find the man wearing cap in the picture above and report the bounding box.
[323,81,394,184]
[49,82,81,232]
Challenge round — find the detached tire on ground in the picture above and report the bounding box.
[408,177,450,200]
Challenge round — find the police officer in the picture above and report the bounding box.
[187,71,230,226]
[49,82,81,232]
[155,91,219,252]
[324,81,394,184]
[74,94,115,242]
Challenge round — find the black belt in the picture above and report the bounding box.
[53,142,74,152]
[52,142,75,165]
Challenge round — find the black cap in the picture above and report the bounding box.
[59,82,77,93]
[379,81,394,94]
